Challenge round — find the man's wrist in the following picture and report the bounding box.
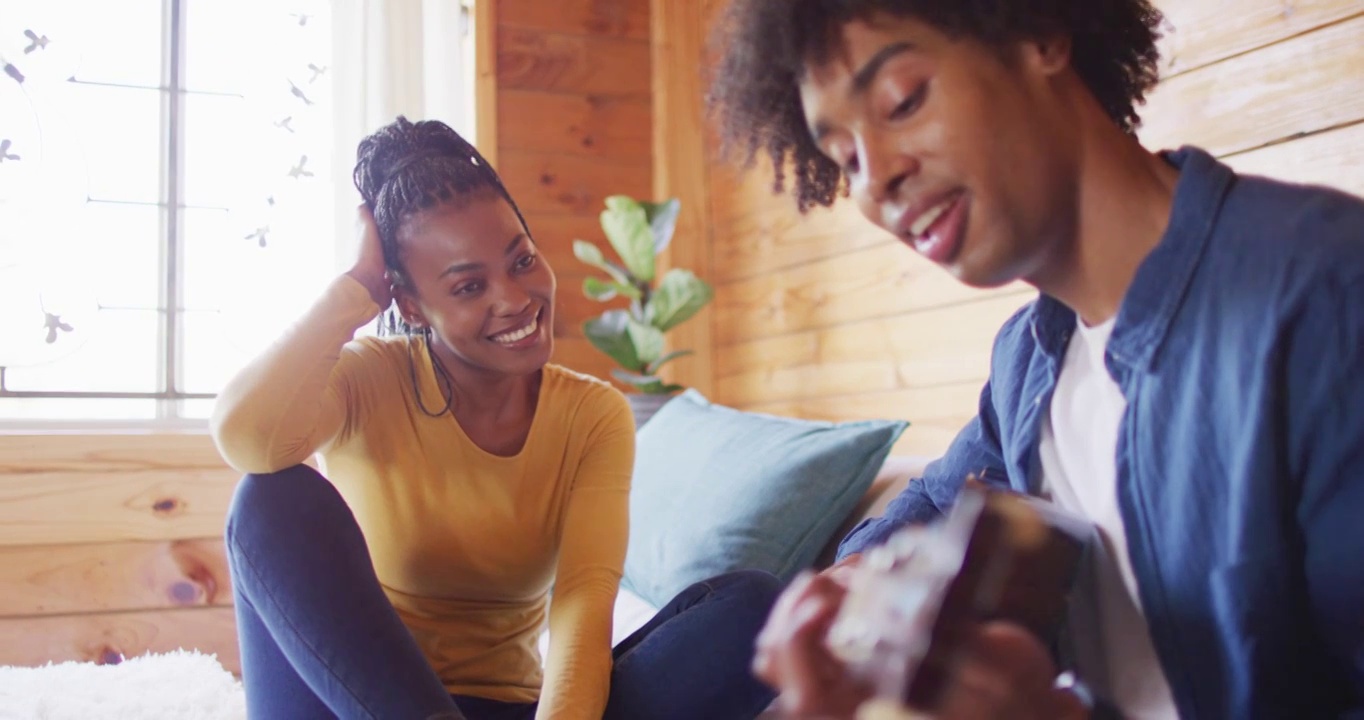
[1056,672,1124,720]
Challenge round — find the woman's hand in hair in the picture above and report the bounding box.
[346,204,393,307]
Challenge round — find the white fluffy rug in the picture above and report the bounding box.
[0,591,658,719]
[0,650,245,720]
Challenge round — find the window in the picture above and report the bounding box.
[0,0,339,423]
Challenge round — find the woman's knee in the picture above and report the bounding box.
[226,464,343,540]
[705,569,783,610]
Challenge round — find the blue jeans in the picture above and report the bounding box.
[225,465,779,719]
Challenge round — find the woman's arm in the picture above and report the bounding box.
[536,391,635,720]
[210,274,382,473]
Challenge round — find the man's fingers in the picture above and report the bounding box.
[935,622,1074,720]
[969,622,1057,692]
[767,575,848,713]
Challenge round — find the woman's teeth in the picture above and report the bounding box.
[492,314,539,344]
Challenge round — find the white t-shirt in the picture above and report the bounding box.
[1038,317,1178,719]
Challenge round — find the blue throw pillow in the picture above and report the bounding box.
[622,390,908,607]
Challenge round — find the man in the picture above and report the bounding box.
[707,1,1364,718]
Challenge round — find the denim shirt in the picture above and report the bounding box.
[838,147,1364,719]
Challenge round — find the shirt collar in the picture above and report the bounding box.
[1030,146,1236,372]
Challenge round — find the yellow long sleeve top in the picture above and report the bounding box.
[211,276,633,720]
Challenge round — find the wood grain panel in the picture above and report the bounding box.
[499,91,652,161]
[528,213,609,248]
[652,0,716,394]
[496,27,651,98]
[1141,15,1364,155]
[475,0,499,166]
[0,472,235,547]
[499,0,650,40]
[498,151,652,217]
[711,173,889,282]
[715,242,1027,344]
[1156,0,1363,76]
[0,434,236,546]
[1224,121,1364,199]
[714,294,1031,406]
[525,213,610,277]
[0,607,240,676]
[0,539,231,617]
[746,382,985,459]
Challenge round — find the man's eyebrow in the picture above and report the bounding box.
[808,41,917,143]
[852,41,916,93]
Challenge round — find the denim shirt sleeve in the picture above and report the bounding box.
[1288,277,1364,708]
[836,379,1010,560]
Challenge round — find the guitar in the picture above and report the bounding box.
[825,484,1095,715]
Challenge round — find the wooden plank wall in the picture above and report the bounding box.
[700,0,1364,457]
[493,0,654,384]
[0,434,240,673]
[648,0,717,396]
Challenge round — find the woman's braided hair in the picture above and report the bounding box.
[353,115,532,320]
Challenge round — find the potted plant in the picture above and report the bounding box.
[574,195,713,427]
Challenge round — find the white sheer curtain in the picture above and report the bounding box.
[328,0,474,271]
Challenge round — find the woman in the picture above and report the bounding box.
[212,117,779,720]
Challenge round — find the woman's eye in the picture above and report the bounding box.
[889,82,928,120]
[515,253,537,271]
[453,281,483,296]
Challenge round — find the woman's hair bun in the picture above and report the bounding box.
[353,115,476,206]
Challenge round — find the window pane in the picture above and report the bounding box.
[179,398,217,420]
[17,81,165,206]
[74,203,163,309]
[181,206,335,391]
[0,0,162,88]
[0,397,156,421]
[181,310,247,395]
[63,84,163,204]
[0,260,101,370]
[2,308,160,393]
[183,94,274,209]
[185,0,333,96]
[180,0,337,397]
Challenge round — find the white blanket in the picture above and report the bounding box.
[0,650,245,720]
[0,591,660,719]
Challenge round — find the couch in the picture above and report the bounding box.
[814,455,927,568]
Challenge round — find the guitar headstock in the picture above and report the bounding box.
[827,485,1093,713]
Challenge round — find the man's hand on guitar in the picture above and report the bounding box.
[760,610,1087,720]
[753,569,874,718]
[756,485,1097,719]
[924,621,1089,720]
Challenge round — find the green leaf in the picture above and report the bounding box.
[639,198,681,255]
[583,277,617,302]
[626,317,665,366]
[573,240,631,286]
[647,269,714,332]
[583,311,643,371]
[583,277,640,302]
[601,196,655,283]
[646,349,694,375]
